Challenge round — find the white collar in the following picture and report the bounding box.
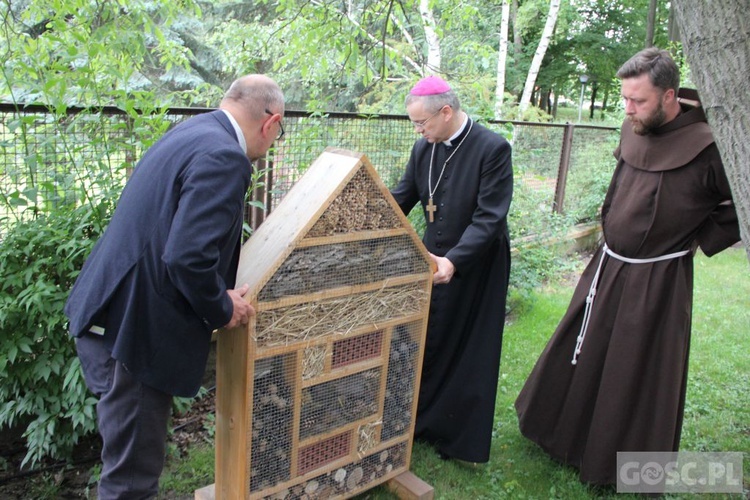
[221,109,247,155]
[443,113,469,147]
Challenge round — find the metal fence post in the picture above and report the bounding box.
[553,122,575,214]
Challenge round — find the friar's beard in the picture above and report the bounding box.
[629,101,666,135]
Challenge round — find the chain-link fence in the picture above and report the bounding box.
[0,103,619,238]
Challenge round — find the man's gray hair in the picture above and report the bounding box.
[616,47,680,92]
[405,90,461,113]
[223,76,285,119]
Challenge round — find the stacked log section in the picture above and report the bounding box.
[263,442,408,500]
[381,322,420,441]
[250,355,295,492]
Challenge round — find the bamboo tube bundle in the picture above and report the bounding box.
[305,168,402,237]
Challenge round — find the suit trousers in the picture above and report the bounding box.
[76,333,172,499]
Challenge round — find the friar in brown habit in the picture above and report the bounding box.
[391,76,513,463]
[515,47,740,485]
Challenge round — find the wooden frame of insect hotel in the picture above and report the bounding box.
[198,148,434,499]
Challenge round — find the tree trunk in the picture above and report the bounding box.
[494,0,510,118]
[672,0,750,263]
[589,82,598,119]
[646,0,658,47]
[668,4,680,42]
[552,91,559,117]
[511,0,522,59]
[519,0,561,114]
[419,0,441,73]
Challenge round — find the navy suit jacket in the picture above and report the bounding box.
[65,110,252,397]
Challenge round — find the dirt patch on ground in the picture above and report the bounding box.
[0,388,215,499]
[0,426,100,499]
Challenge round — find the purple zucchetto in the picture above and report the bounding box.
[410,75,451,96]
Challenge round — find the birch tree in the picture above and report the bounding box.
[518,0,561,114]
[494,0,511,118]
[419,0,442,74]
[672,0,750,262]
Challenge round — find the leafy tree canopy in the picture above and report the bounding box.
[1,0,670,115]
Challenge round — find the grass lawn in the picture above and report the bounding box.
[161,248,749,499]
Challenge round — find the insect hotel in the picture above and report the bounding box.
[197,148,434,499]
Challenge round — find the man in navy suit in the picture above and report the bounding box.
[65,74,285,498]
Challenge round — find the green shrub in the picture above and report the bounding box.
[0,204,106,467]
[508,165,578,308]
[564,131,619,223]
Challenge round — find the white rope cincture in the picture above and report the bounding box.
[571,250,606,365]
[570,243,691,365]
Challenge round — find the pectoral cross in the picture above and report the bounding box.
[426,197,437,223]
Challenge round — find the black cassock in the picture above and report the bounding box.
[391,118,513,462]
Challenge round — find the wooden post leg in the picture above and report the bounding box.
[385,470,434,500]
[194,483,215,500]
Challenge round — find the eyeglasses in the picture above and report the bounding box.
[265,109,285,140]
[411,106,444,130]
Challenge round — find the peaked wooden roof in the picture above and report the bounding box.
[235,147,431,302]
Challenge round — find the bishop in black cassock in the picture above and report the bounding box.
[391,76,514,463]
